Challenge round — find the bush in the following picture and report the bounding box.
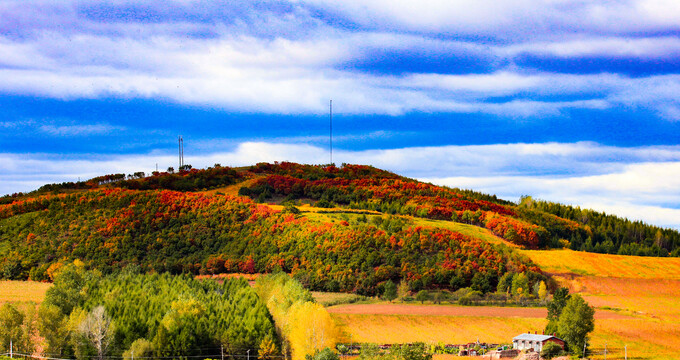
[540,342,563,359]
[306,348,339,360]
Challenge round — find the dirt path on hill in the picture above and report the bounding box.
[327,303,633,320]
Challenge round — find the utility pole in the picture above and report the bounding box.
[247,349,250,360]
[221,345,224,360]
[132,350,134,360]
[329,99,333,165]
[10,339,12,358]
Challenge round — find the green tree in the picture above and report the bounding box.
[306,348,339,360]
[38,304,71,356]
[43,263,90,315]
[496,273,513,293]
[470,273,491,294]
[123,339,154,360]
[461,210,473,224]
[392,343,432,360]
[545,287,570,335]
[510,273,529,296]
[557,295,595,356]
[0,304,24,353]
[382,280,397,302]
[415,290,429,304]
[450,212,459,222]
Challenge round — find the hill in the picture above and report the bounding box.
[1,162,678,296]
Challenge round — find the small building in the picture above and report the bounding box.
[512,333,565,352]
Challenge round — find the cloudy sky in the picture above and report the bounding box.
[2,0,680,228]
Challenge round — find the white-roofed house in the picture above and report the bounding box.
[512,333,565,352]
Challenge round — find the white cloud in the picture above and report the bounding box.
[39,124,124,136]
[3,141,680,228]
[505,36,680,58]
[1,3,680,118]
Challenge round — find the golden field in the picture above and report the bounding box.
[0,280,52,304]
[520,249,680,279]
[333,250,680,360]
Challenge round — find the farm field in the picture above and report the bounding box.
[520,249,680,279]
[333,250,680,360]
[0,280,51,304]
[327,303,632,320]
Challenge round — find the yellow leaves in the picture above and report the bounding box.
[161,298,205,331]
[538,281,547,301]
[256,274,338,360]
[288,302,339,360]
[258,336,278,360]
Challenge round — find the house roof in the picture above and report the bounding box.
[513,334,561,342]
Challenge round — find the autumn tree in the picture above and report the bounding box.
[79,306,115,360]
[537,281,548,303]
[289,302,339,360]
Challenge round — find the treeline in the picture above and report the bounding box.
[0,188,540,295]
[29,264,276,360]
[31,164,246,195]
[521,197,680,256]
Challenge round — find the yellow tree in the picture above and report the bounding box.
[288,302,338,360]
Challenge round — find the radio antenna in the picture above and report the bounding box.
[329,99,333,165]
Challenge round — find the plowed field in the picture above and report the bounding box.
[328,303,632,320]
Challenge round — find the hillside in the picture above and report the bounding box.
[1,162,678,296]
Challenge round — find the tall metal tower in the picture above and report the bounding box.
[329,100,333,165]
[178,135,184,169]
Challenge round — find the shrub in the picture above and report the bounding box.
[540,342,563,359]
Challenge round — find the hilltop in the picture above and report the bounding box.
[1,162,678,296]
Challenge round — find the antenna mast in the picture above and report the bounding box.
[329,99,333,165]
[178,135,184,169]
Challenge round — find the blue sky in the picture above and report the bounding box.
[3,0,680,228]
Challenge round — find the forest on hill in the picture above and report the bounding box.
[0,185,540,295]
[0,162,678,295]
